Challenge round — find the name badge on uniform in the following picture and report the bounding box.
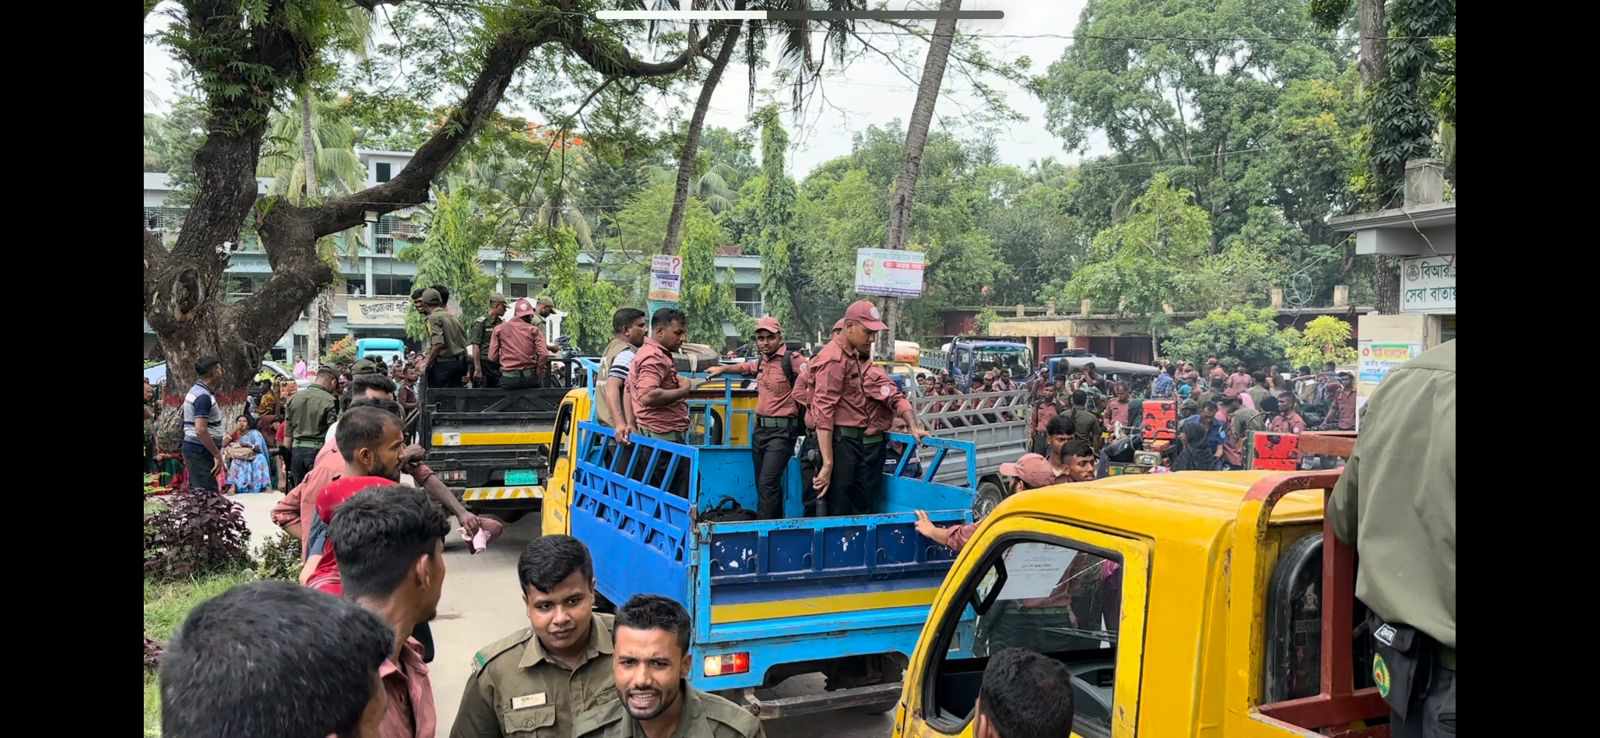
[512,692,548,710]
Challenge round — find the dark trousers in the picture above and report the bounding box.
[289,446,319,490]
[182,444,219,492]
[823,432,885,517]
[475,359,501,388]
[426,354,468,388]
[501,367,544,390]
[752,419,800,519]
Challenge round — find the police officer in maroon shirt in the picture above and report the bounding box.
[806,300,891,516]
[706,316,805,519]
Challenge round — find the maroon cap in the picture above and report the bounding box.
[998,453,1062,489]
[842,299,887,331]
[755,316,782,334]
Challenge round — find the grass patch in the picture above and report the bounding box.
[144,672,161,737]
[144,570,259,734]
[143,499,167,517]
[144,570,259,642]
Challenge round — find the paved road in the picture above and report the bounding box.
[236,494,895,738]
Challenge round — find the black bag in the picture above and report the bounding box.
[700,496,760,522]
[1369,613,1425,720]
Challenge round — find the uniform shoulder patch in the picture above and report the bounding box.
[470,626,533,677]
[696,688,762,737]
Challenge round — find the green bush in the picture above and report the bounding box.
[256,530,304,581]
[1162,307,1291,372]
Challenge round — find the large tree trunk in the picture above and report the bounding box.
[1357,0,1386,88]
[145,8,704,399]
[661,23,742,256]
[876,0,960,357]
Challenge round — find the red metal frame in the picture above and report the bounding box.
[1247,472,1390,738]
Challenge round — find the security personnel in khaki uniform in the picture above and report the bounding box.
[1329,340,1454,738]
[572,595,764,738]
[451,536,621,738]
[467,293,509,388]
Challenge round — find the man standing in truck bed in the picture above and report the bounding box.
[705,316,805,519]
[467,293,508,388]
[491,298,550,390]
[625,308,699,497]
[808,300,908,516]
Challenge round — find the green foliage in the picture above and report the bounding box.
[679,199,750,346]
[1363,0,1454,207]
[256,92,366,204]
[399,182,497,342]
[1286,315,1360,368]
[1041,174,1212,316]
[749,106,797,328]
[1424,36,1456,127]
[1035,0,1360,299]
[1161,307,1291,371]
[255,530,304,582]
[529,226,626,354]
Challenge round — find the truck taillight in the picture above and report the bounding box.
[702,652,750,677]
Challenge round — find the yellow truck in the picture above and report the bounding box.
[892,469,1389,738]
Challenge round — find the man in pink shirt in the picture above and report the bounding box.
[491,298,552,389]
[329,484,450,738]
[706,316,807,518]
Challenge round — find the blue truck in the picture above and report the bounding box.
[538,359,979,717]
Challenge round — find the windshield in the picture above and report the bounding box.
[967,347,1031,377]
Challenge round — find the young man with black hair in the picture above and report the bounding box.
[181,355,228,492]
[160,580,393,738]
[573,595,765,738]
[287,366,341,488]
[332,485,451,738]
[452,535,620,738]
[598,308,647,444]
[305,405,406,597]
[974,647,1077,738]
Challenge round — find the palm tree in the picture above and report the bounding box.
[647,163,738,215]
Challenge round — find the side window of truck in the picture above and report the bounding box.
[924,538,1123,738]
[549,401,574,471]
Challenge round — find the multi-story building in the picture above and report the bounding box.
[143,150,764,361]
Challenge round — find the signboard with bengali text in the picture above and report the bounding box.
[345,297,411,328]
[854,247,926,297]
[649,254,683,303]
[1401,255,1455,314]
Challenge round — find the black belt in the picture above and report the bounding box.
[834,425,884,443]
[756,415,800,428]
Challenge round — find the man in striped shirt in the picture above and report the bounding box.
[182,356,227,493]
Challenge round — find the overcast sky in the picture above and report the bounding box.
[144,1,1108,178]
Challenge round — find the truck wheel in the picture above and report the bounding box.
[974,479,1007,521]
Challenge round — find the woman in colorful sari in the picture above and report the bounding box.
[223,415,273,494]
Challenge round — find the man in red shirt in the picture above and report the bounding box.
[625,307,701,497]
[1269,391,1309,434]
[1101,383,1133,432]
[491,298,552,390]
[330,484,450,738]
[706,316,806,519]
[808,300,902,516]
[307,405,407,597]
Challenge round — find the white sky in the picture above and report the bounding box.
[144,1,1107,178]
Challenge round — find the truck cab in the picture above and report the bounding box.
[893,470,1386,738]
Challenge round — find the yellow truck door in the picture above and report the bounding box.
[897,514,1152,738]
[539,393,583,537]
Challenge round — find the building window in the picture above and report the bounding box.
[734,286,762,318]
[507,283,529,298]
[144,207,188,234]
[373,275,412,296]
[375,162,392,183]
[347,280,366,296]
